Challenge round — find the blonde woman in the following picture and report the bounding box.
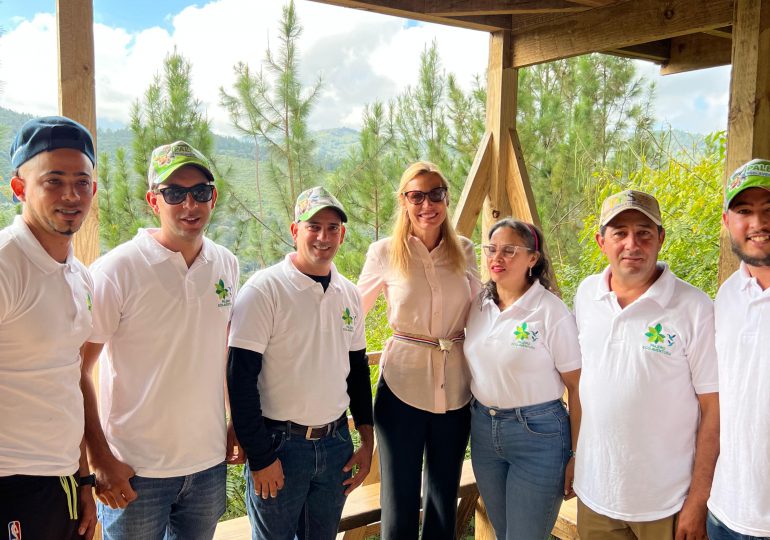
[358,161,479,540]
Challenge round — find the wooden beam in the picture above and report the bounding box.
[703,25,733,39]
[426,0,587,16]
[567,0,616,6]
[306,0,511,31]
[483,31,515,251]
[506,128,540,227]
[719,0,770,283]
[608,40,671,62]
[661,32,731,75]
[511,0,733,68]
[57,0,99,266]
[452,131,493,237]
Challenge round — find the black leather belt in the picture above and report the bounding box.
[264,415,346,441]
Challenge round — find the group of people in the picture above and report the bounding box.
[0,115,767,540]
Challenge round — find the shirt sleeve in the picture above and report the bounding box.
[687,299,719,395]
[229,283,273,354]
[548,312,583,373]
[226,347,277,471]
[358,242,386,315]
[89,269,123,344]
[347,348,373,427]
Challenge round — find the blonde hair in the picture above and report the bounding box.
[389,161,467,277]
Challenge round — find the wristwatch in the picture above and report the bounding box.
[77,473,97,487]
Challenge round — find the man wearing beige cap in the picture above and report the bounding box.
[573,189,719,539]
[81,141,241,539]
[227,186,374,540]
[707,159,770,539]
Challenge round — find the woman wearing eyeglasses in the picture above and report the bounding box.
[465,218,581,540]
[358,161,479,540]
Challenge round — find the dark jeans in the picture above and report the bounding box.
[374,377,471,540]
[707,511,770,540]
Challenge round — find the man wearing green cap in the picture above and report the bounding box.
[1,115,98,540]
[707,159,770,539]
[227,186,374,540]
[80,141,241,539]
[573,189,719,540]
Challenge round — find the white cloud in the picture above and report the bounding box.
[0,1,731,138]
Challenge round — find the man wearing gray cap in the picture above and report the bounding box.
[227,186,374,540]
[80,141,240,539]
[0,116,98,539]
[707,159,770,539]
[573,190,719,540]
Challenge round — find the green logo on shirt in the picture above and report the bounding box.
[512,322,539,350]
[86,293,92,312]
[215,279,232,307]
[643,323,677,356]
[342,307,355,332]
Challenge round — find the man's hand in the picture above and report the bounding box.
[252,459,284,499]
[226,421,246,464]
[78,486,98,540]
[93,454,137,509]
[342,425,374,495]
[563,456,576,500]
[675,495,708,540]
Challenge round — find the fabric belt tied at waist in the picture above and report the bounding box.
[392,331,465,351]
[391,331,465,413]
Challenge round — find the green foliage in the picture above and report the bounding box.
[98,148,150,250]
[223,465,247,521]
[556,131,725,302]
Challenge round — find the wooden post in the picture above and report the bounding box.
[57,0,99,265]
[719,0,770,284]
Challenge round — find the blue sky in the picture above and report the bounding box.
[0,0,731,136]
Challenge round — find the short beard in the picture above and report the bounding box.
[731,238,770,267]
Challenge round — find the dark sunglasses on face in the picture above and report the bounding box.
[156,183,215,205]
[402,187,448,205]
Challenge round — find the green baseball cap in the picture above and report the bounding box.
[725,158,770,209]
[294,186,347,223]
[147,141,214,189]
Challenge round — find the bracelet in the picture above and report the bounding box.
[77,473,97,487]
[568,449,577,459]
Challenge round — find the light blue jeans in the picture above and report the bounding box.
[707,511,770,540]
[99,461,226,540]
[245,422,353,540]
[471,398,571,540]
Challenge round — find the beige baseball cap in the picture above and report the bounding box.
[599,189,662,227]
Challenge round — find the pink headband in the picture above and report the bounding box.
[525,222,539,252]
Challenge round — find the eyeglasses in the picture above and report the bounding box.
[156,184,215,205]
[402,187,448,205]
[481,244,532,259]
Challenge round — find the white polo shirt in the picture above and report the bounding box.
[89,229,239,477]
[465,281,581,408]
[229,254,366,426]
[708,263,770,537]
[574,263,718,521]
[0,216,93,476]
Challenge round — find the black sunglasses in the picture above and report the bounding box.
[402,187,448,205]
[156,184,215,205]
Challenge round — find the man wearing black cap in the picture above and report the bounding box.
[0,116,98,539]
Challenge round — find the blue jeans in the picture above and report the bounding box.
[99,461,226,540]
[708,511,770,540]
[245,422,353,540]
[471,398,571,540]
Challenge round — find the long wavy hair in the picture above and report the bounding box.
[389,161,467,277]
[481,218,558,304]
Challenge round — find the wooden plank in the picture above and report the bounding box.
[306,0,511,31]
[661,32,731,75]
[426,0,588,16]
[455,488,480,540]
[552,498,579,539]
[720,0,770,283]
[506,128,540,226]
[482,31,516,267]
[511,0,734,68]
[56,0,99,265]
[608,40,671,62]
[474,497,496,540]
[213,516,250,540]
[452,131,493,237]
[703,25,733,39]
